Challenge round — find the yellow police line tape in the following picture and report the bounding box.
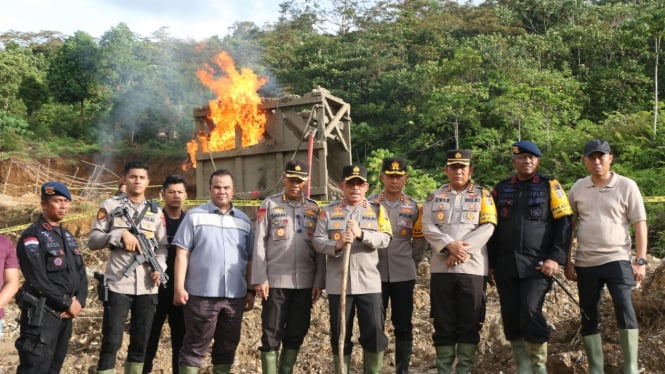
[0,200,332,235]
[2,197,663,235]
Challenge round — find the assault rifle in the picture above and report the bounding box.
[113,207,169,287]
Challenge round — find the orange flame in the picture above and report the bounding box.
[187,51,268,168]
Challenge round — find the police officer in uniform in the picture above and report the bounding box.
[422,150,497,374]
[15,181,88,373]
[313,164,392,374]
[251,160,325,374]
[368,157,426,374]
[489,141,573,373]
[89,160,167,374]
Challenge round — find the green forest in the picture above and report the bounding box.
[1,0,664,253]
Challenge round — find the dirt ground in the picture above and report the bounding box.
[1,156,665,373]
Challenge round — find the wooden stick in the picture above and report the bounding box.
[338,220,353,371]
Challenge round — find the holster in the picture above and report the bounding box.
[16,289,46,327]
[94,271,109,302]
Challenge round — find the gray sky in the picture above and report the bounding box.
[1,0,282,40]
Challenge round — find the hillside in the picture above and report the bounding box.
[1,156,664,373]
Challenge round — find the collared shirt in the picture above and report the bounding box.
[313,198,392,295]
[88,195,167,295]
[173,201,254,298]
[422,183,496,276]
[569,172,647,267]
[251,192,324,289]
[369,192,426,282]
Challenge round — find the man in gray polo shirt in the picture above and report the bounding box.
[565,139,647,374]
[173,169,255,374]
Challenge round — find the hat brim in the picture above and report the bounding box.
[383,170,406,175]
[344,176,367,183]
[446,160,471,166]
[285,172,308,181]
[584,149,610,157]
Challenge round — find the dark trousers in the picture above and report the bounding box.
[381,280,415,341]
[576,260,638,335]
[16,309,72,374]
[430,273,487,346]
[97,291,157,370]
[495,274,552,343]
[144,286,185,373]
[179,296,245,367]
[260,288,313,352]
[328,293,388,355]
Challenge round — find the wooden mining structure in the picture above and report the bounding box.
[192,87,352,202]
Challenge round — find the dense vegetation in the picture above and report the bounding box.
[1,0,664,254]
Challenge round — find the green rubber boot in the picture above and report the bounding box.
[619,329,639,374]
[212,363,232,374]
[395,340,412,374]
[510,339,531,374]
[363,350,384,374]
[178,366,199,374]
[261,351,278,374]
[333,354,350,374]
[435,345,455,374]
[583,333,604,374]
[527,342,548,374]
[278,348,299,374]
[124,362,144,374]
[455,343,478,374]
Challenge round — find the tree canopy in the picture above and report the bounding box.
[1,0,664,253]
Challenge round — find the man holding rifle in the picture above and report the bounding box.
[15,181,88,373]
[89,160,167,374]
[313,164,392,374]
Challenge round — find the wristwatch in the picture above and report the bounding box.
[635,258,648,266]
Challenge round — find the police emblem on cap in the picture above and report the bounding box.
[352,166,360,175]
[391,161,400,170]
[455,152,462,159]
[44,186,56,195]
[295,165,302,171]
[512,146,520,154]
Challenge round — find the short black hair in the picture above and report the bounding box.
[209,169,234,186]
[123,160,149,176]
[162,175,187,190]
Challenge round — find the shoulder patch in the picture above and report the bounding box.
[22,237,40,255]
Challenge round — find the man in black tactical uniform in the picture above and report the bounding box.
[15,181,88,373]
[489,141,573,373]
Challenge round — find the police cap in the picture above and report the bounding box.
[446,149,472,166]
[511,141,542,157]
[342,164,368,183]
[285,160,309,181]
[41,181,72,201]
[382,157,407,175]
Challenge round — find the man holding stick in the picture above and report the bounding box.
[313,164,392,374]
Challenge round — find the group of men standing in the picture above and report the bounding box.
[7,137,647,374]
